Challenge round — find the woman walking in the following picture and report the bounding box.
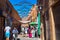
[31,27,35,38]
[28,26,32,38]
[12,27,18,40]
[4,26,11,40]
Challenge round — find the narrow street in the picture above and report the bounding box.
[17,35,41,40]
[18,37,40,40]
[0,0,60,40]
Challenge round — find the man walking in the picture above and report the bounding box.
[12,27,18,40]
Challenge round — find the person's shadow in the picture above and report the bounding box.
[17,38,20,40]
[3,32,6,40]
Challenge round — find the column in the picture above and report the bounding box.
[49,7,56,40]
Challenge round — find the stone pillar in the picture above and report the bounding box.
[41,22,44,40]
[49,7,56,40]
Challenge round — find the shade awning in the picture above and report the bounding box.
[18,20,31,23]
[29,22,37,25]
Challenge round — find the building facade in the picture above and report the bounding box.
[26,5,37,22]
[0,0,21,40]
[38,0,60,40]
[49,0,60,40]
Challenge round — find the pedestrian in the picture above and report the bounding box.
[17,25,21,34]
[12,27,18,40]
[28,26,32,38]
[31,27,35,38]
[4,26,11,40]
[28,28,32,38]
[35,27,38,37]
[25,27,28,37]
[22,27,24,35]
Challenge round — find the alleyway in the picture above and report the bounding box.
[17,34,41,40]
[0,0,60,40]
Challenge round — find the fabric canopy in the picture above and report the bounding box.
[37,12,41,35]
[18,20,30,23]
[30,22,37,24]
[29,22,37,26]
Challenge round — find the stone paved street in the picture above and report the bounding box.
[18,37,40,40]
[17,34,41,40]
[17,37,41,40]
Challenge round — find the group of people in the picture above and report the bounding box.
[4,26,18,40]
[28,26,38,38]
[4,25,39,40]
[21,26,38,38]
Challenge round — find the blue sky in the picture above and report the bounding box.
[9,0,37,18]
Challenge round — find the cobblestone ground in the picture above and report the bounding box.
[18,37,40,40]
[19,37,40,40]
[17,34,41,40]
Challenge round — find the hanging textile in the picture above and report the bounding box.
[37,12,41,35]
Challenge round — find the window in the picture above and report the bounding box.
[0,9,2,16]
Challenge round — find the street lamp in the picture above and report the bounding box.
[40,6,42,10]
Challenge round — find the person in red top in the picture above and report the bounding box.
[28,25,32,38]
